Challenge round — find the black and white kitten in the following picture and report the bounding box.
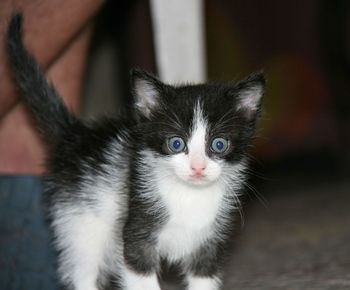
[7,14,265,290]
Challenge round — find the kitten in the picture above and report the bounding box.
[7,14,265,290]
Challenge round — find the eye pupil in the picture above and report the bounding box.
[216,141,224,150]
[173,140,181,149]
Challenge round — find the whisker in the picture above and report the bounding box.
[241,180,268,208]
[220,176,245,227]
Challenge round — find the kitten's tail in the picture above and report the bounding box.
[7,13,78,142]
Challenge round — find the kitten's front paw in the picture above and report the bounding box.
[75,285,99,290]
[123,268,161,290]
[187,276,222,290]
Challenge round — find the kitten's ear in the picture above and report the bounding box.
[235,71,266,119]
[131,69,164,118]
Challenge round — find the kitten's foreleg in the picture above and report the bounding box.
[122,231,161,290]
[185,242,223,290]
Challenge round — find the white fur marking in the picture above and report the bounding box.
[169,101,222,185]
[237,87,263,112]
[156,176,226,261]
[134,79,158,117]
[151,103,228,261]
[54,210,113,290]
[52,139,128,290]
[122,267,161,290]
[187,275,222,290]
[188,103,208,171]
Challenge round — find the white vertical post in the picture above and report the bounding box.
[150,0,206,84]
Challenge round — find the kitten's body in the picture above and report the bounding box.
[7,15,265,290]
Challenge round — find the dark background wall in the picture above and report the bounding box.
[85,0,350,180]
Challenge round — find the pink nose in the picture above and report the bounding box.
[191,165,206,176]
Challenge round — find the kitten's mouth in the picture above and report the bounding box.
[190,174,206,180]
[188,174,209,184]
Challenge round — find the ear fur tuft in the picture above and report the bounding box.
[235,71,266,118]
[131,69,164,118]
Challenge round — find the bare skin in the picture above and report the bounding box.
[0,0,104,174]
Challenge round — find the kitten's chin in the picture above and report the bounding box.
[177,174,220,187]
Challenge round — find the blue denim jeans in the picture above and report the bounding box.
[0,176,58,290]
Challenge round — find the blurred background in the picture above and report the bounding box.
[84,1,350,289]
[1,0,349,289]
[84,0,350,176]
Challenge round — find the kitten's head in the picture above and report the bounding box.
[131,70,265,187]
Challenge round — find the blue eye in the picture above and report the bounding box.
[167,136,186,153]
[211,137,229,153]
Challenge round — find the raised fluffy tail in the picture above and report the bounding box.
[7,13,77,142]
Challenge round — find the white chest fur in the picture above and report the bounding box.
[156,178,226,262]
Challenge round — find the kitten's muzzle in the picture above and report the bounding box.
[190,166,206,179]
